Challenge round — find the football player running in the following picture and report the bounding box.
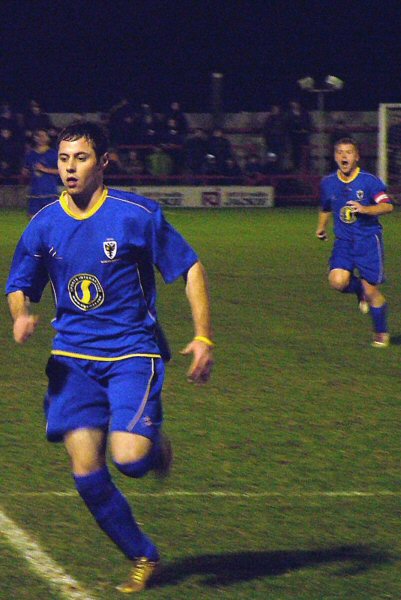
[316,137,393,347]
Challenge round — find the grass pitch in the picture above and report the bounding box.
[0,207,400,599]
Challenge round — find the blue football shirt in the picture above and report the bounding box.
[6,188,198,359]
[320,168,391,240]
[24,147,59,197]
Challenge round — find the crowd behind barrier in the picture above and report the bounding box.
[0,97,379,205]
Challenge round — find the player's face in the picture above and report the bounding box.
[334,143,359,177]
[58,137,107,198]
[34,130,50,146]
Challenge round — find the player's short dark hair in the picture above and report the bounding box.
[57,121,109,160]
[34,128,49,135]
[334,137,359,151]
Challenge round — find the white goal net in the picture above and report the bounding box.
[378,103,401,201]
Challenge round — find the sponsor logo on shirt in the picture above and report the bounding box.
[340,205,357,224]
[68,273,105,311]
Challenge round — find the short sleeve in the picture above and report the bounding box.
[150,206,198,283]
[6,229,49,302]
[371,177,392,204]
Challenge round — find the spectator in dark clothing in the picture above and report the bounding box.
[160,118,185,173]
[0,127,23,178]
[136,104,157,143]
[108,96,136,146]
[286,100,312,171]
[0,101,21,138]
[183,128,208,174]
[23,100,53,145]
[138,118,161,147]
[262,104,287,171]
[207,128,233,173]
[244,154,265,184]
[165,101,189,136]
[136,103,163,149]
[123,150,146,177]
[161,118,185,146]
[264,151,280,175]
[223,157,242,185]
[201,153,221,177]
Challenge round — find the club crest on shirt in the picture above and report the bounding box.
[356,190,364,200]
[103,239,118,260]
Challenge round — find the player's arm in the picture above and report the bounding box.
[180,260,214,384]
[7,290,39,344]
[316,209,331,240]
[346,198,394,216]
[34,163,59,175]
[19,165,31,183]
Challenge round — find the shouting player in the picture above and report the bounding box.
[316,137,393,347]
[6,121,214,593]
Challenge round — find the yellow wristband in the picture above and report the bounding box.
[194,335,215,347]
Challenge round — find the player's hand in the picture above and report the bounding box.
[346,200,364,213]
[34,162,48,173]
[180,339,214,384]
[13,314,39,344]
[316,229,328,241]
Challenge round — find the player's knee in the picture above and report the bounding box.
[328,273,348,291]
[368,289,385,307]
[113,455,154,479]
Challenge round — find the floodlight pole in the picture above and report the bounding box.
[298,76,343,175]
[211,72,224,129]
[309,88,331,175]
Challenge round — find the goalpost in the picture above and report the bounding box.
[378,103,401,201]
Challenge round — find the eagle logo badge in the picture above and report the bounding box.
[103,239,118,260]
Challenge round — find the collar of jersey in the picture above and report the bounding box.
[59,187,108,220]
[337,166,360,183]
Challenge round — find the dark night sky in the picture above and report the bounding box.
[2,0,401,114]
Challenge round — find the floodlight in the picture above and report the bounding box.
[325,75,344,90]
[297,77,315,91]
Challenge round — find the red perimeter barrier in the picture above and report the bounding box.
[0,172,322,205]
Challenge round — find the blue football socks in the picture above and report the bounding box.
[370,303,388,333]
[73,466,159,561]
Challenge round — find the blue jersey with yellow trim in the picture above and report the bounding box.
[24,147,59,197]
[320,168,391,240]
[6,188,198,359]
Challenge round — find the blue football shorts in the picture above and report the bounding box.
[44,355,165,443]
[329,233,385,285]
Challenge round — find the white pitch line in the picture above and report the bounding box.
[2,489,400,499]
[0,507,97,600]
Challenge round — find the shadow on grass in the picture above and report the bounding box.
[155,545,393,588]
[388,334,401,346]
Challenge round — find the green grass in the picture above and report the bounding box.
[1,207,400,599]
